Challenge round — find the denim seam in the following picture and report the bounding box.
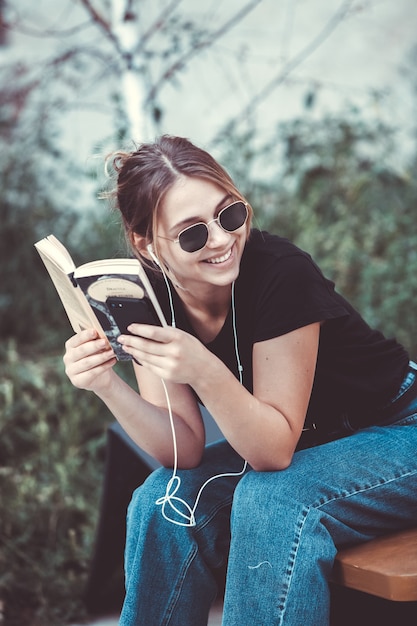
[161,497,234,624]
[194,495,235,534]
[195,496,235,571]
[276,466,417,623]
[162,543,199,626]
[313,466,417,511]
[276,505,310,625]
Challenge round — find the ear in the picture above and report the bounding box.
[131,232,163,268]
[131,232,149,258]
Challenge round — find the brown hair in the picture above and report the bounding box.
[104,135,252,262]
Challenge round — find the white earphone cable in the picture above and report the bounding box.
[160,265,176,328]
[155,280,247,527]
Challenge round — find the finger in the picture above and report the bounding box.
[69,357,117,390]
[125,323,173,342]
[64,339,114,370]
[120,340,184,381]
[65,328,99,349]
[117,333,170,358]
[66,349,117,375]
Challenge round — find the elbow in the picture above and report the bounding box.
[176,452,204,470]
[161,446,204,471]
[178,439,205,469]
[250,451,294,473]
[176,459,202,470]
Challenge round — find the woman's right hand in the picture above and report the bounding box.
[63,329,118,393]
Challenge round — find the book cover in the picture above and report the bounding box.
[35,235,167,361]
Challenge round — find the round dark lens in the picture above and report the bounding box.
[220,202,247,231]
[179,223,208,252]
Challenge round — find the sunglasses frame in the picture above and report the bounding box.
[158,200,249,253]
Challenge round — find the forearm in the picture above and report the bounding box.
[95,373,204,468]
[192,355,298,471]
[113,323,314,470]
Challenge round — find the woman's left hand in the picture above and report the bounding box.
[117,324,208,385]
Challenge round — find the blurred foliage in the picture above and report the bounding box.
[0,342,111,626]
[218,109,417,355]
[271,114,417,353]
[0,99,128,624]
[1,97,417,625]
[0,111,127,351]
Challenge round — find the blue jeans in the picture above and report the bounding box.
[120,366,417,625]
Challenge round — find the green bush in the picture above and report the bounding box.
[0,342,113,626]
[269,116,417,355]
[0,117,132,624]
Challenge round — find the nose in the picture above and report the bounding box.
[205,217,230,248]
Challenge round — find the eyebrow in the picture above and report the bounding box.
[168,193,232,235]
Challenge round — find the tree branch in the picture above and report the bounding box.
[146,0,263,103]
[134,0,184,55]
[77,0,121,52]
[211,0,356,144]
[2,18,93,39]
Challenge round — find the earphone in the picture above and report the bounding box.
[146,243,161,267]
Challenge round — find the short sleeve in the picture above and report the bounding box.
[253,253,349,342]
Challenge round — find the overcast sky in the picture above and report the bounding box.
[5,0,417,163]
[160,0,417,147]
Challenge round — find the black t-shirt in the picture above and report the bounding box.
[149,229,409,431]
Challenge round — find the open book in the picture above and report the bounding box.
[35,234,167,361]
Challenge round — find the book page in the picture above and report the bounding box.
[35,234,76,274]
[36,245,105,337]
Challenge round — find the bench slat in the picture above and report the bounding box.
[333,527,417,601]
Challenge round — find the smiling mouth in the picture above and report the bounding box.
[205,248,233,264]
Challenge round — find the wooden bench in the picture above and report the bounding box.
[330,528,417,625]
[332,527,417,602]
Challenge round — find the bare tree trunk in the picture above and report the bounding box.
[111,0,148,141]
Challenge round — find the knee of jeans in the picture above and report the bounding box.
[232,467,316,513]
[139,465,173,495]
[127,466,173,521]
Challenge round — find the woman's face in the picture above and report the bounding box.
[155,176,248,294]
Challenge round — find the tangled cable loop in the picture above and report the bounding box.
[155,474,197,527]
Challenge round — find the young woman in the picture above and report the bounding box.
[63,135,417,625]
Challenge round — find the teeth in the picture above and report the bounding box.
[206,249,232,264]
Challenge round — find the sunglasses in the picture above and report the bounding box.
[159,200,248,253]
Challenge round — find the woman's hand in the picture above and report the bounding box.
[117,324,208,386]
[63,329,118,393]
[64,327,206,468]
